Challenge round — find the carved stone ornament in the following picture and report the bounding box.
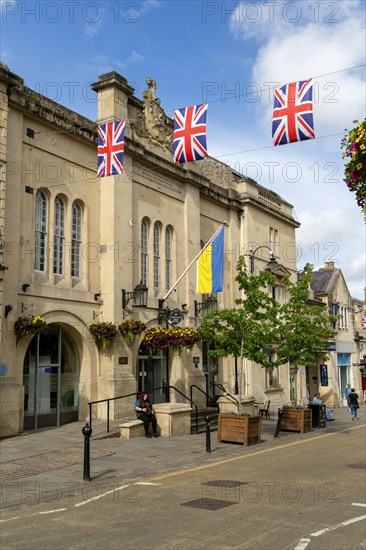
[131,77,173,151]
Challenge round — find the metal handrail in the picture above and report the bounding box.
[88,385,199,433]
[190,384,219,409]
[213,383,240,408]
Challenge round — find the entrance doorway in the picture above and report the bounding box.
[137,355,168,404]
[202,341,218,405]
[23,324,79,430]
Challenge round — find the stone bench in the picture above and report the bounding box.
[119,419,145,438]
[119,403,192,438]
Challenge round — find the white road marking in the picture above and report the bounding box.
[0,517,20,523]
[135,482,162,486]
[310,515,366,537]
[294,538,311,550]
[74,484,130,507]
[39,508,67,515]
[352,503,366,507]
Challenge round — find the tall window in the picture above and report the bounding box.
[269,227,278,255]
[34,190,48,271]
[266,367,279,389]
[153,223,161,290]
[271,284,280,302]
[141,218,149,286]
[53,196,65,275]
[71,202,82,278]
[165,226,172,291]
[339,305,348,329]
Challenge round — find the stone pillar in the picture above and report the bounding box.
[91,73,136,407]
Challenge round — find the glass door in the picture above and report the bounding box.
[137,355,167,404]
[23,325,79,430]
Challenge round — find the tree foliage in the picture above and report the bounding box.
[199,257,336,370]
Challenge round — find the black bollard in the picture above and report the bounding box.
[205,415,211,453]
[274,409,283,438]
[82,422,93,481]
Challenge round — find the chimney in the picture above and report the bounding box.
[323,262,335,270]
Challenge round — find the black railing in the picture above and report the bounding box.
[190,384,219,410]
[213,383,240,409]
[88,385,199,433]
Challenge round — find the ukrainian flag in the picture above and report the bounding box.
[197,227,224,294]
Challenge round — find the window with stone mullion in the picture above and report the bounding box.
[165,226,172,292]
[54,196,65,275]
[140,218,149,286]
[71,202,82,278]
[153,223,161,290]
[34,190,48,272]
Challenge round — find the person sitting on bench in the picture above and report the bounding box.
[134,392,158,438]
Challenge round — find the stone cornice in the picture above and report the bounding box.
[1,63,98,143]
[241,195,300,228]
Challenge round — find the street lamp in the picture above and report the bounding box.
[194,295,218,318]
[246,245,278,274]
[122,282,148,310]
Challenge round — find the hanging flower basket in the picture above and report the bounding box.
[14,315,47,338]
[88,321,118,350]
[118,319,146,345]
[341,119,366,220]
[140,326,201,354]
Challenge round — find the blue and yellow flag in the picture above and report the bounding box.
[197,227,224,294]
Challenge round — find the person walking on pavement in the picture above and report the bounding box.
[135,392,158,437]
[347,388,359,421]
[344,383,352,411]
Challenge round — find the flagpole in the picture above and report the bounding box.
[161,221,227,303]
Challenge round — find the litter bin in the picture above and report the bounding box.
[308,404,326,428]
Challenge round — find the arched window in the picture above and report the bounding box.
[71,202,82,278]
[141,218,149,286]
[34,190,48,272]
[54,196,65,275]
[153,222,161,290]
[165,226,172,291]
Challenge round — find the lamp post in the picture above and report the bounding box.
[194,294,218,318]
[245,245,278,275]
[122,281,148,310]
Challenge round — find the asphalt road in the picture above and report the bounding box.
[1,423,365,550]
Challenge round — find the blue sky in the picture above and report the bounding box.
[1,0,365,298]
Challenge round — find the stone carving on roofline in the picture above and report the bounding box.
[131,77,172,151]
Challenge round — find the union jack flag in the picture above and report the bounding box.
[272,79,315,146]
[97,120,125,177]
[173,103,208,164]
[361,314,366,330]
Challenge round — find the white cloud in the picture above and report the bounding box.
[225,0,366,299]
[140,0,161,14]
[81,55,125,74]
[129,50,144,63]
[83,7,105,38]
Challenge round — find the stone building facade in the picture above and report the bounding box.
[1,64,306,436]
[309,263,365,406]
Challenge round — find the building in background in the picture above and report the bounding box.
[309,263,365,406]
[2,64,362,436]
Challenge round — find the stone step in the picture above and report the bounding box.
[190,408,219,433]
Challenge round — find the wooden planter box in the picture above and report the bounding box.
[218,414,261,446]
[280,408,312,433]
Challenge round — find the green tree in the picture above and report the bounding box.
[276,266,335,367]
[200,256,280,369]
[200,258,336,401]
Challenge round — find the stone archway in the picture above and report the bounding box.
[23,323,81,430]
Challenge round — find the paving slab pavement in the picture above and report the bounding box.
[0,405,364,509]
